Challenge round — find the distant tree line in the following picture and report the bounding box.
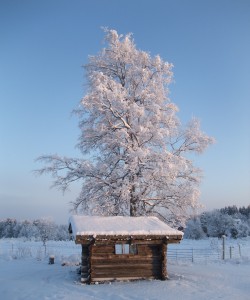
[0,218,70,241]
[184,205,250,239]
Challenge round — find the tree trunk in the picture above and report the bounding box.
[129,184,137,216]
[130,198,137,216]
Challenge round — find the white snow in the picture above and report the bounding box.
[69,215,183,238]
[0,238,250,299]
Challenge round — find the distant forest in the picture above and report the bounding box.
[1,205,250,240]
[0,218,69,241]
[185,205,250,239]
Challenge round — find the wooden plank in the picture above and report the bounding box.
[91,268,161,276]
[138,247,161,254]
[91,273,162,279]
[75,234,182,245]
[94,234,181,240]
[91,262,162,272]
[127,240,164,245]
[167,239,182,244]
[94,239,165,246]
[91,246,115,254]
[91,270,162,278]
[91,263,161,270]
[75,237,93,245]
[91,262,161,269]
[91,253,161,260]
[90,275,157,282]
[91,269,161,278]
[92,243,163,255]
[91,257,161,265]
[91,239,181,247]
[91,255,161,260]
[138,246,161,256]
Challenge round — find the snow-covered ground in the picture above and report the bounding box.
[0,238,250,300]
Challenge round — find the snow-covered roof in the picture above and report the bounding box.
[69,215,183,238]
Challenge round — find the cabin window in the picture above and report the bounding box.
[115,244,137,255]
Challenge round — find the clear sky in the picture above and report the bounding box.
[1,0,249,224]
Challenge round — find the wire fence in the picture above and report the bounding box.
[168,243,247,263]
[168,248,220,262]
[1,238,249,263]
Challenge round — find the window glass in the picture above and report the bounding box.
[115,244,122,254]
[115,244,137,254]
[123,244,130,254]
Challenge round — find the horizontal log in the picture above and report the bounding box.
[91,245,163,256]
[90,263,161,269]
[76,238,93,245]
[128,240,165,245]
[91,254,161,260]
[92,262,161,269]
[167,239,182,244]
[138,245,160,251]
[137,245,161,252]
[91,269,161,278]
[91,270,162,278]
[92,240,168,246]
[90,249,161,256]
[138,245,160,249]
[90,265,162,274]
[94,234,182,240]
[75,234,182,245]
[91,244,163,253]
[137,253,161,257]
[92,246,115,254]
[91,257,161,265]
[90,275,157,282]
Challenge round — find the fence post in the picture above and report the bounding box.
[229,246,233,259]
[222,235,226,260]
[238,244,241,257]
[192,248,194,263]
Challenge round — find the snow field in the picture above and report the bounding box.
[0,238,250,300]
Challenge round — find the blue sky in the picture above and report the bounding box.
[0,0,249,224]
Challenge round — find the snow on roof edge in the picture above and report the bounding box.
[69,215,183,238]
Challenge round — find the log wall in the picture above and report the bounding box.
[88,242,165,283]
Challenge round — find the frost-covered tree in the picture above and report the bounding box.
[184,217,206,239]
[201,210,234,238]
[37,29,214,226]
[18,220,39,240]
[33,218,56,246]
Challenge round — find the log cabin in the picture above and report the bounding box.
[68,215,183,284]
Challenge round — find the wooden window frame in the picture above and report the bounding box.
[115,243,138,255]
